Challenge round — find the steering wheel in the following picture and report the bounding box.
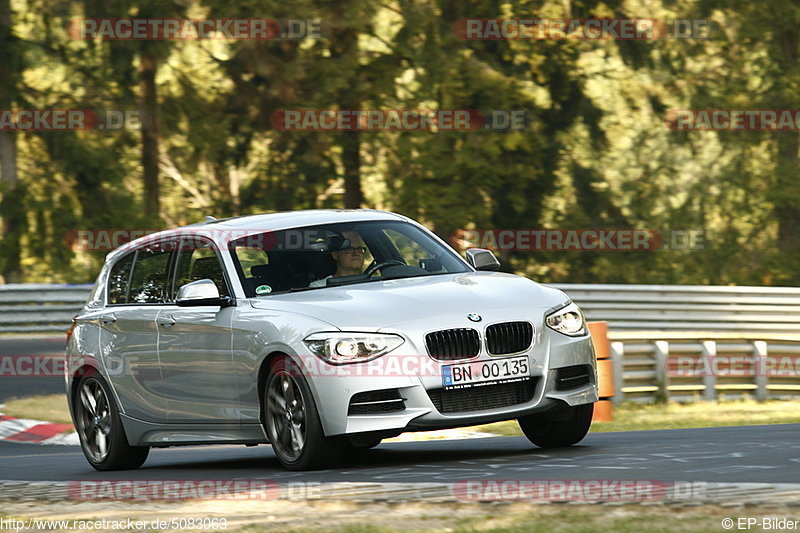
[364,260,406,277]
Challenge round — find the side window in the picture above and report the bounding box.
[173,239,230,298]
[235,246,269,279]
[107,253,135,304]
[128,249,172,304]
[382,229,430,266]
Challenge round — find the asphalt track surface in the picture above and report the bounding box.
[0,424,798,484]
[0,336,799,485]
[0,335,66,402]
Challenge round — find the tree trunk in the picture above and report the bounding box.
[0,132,21,283]
[0,132,15,190]
[0,0,22,282]
[331,25,362,208]
[139,46,160,220]
[773,25,800,283]
[775,132,800,266]
[341,132,362,208]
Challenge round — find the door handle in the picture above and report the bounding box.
[100,313,117,325]
[156,315,176,327]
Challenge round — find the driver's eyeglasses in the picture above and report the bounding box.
[342,246,367,254]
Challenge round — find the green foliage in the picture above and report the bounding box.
[0,0,796,285]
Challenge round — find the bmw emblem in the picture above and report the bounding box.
[467,313,482,322]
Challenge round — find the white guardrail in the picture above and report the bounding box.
[2,283,800,402]
[0,284,94,333]
[556,284,800,403]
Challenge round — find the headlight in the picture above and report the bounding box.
[545,302,586,337]
[303,332,405,364]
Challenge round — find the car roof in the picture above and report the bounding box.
[209,208,406,231]
[105,209,409,262]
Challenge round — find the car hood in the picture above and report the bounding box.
[249,272,569,331]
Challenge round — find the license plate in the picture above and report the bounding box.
[442,356,530,389]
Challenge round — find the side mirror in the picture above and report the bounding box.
[176,279,231,307]
[466,248,500,271]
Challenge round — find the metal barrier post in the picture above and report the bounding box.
[654,340,670,403]
[753,340,768,402]
[702,340,717,401]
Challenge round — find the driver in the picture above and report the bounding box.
[309,231,367,287]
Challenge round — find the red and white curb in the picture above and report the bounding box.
[0,404,494,446]
[0,407,78,445]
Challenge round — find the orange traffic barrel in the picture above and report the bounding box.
[588,321,614,422]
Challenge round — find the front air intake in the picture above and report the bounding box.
[554,365,593,391]
[348,389,405,415]
[427,378,537,414]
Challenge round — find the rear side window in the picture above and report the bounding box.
[128,249,172,304]
[107,253,135,304]
[172,239,230,299]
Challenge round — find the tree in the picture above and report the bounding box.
[0,0,24,282]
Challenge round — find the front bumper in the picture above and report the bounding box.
[298,328,598,437]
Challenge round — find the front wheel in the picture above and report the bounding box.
[264,356,346,470]
[73,374,149,471]
[518,403,594,448]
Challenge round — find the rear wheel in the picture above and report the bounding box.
[264,356,346,470]
[518,403,594,448]
[73,374,149,471]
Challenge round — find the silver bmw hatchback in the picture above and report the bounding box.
[66,209,598,471]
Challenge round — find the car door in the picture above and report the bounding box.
[99,243,173,423]
[156,235,238,423]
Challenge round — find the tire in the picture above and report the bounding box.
[518,402,594,448]
[263,356,346,470]
[73,374,149,471]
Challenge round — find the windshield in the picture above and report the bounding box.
[229,220,470,296]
